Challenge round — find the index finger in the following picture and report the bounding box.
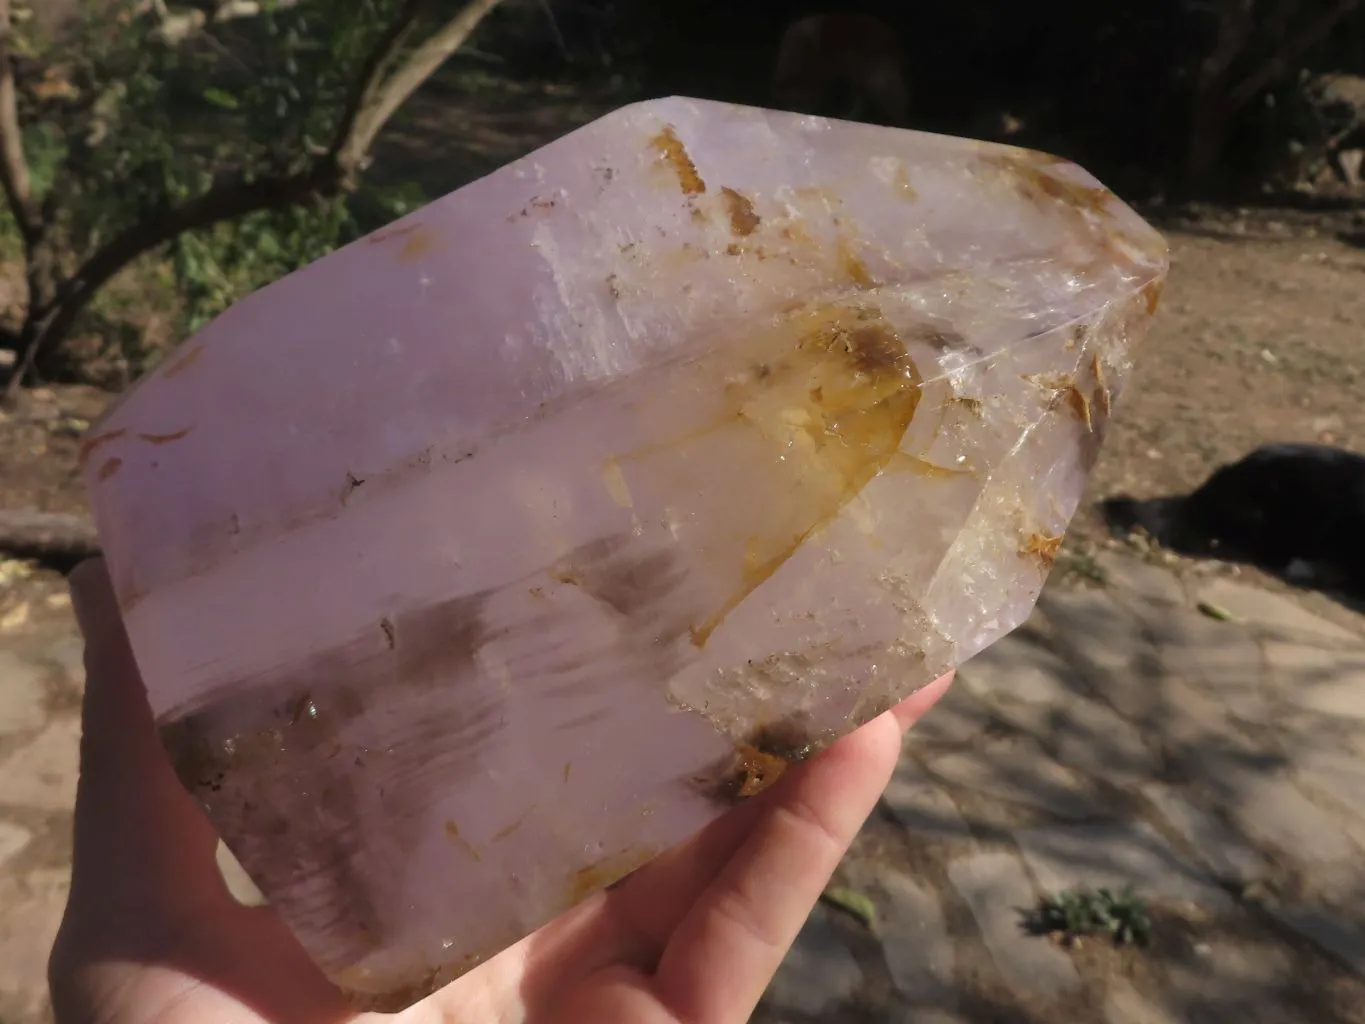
[648,671,954,1022]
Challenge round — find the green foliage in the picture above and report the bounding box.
[819,885,878,929]
[13,0,441,351]
[172,180,423,334]
[1030,886,1152,948]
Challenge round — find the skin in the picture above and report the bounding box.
[49,557,954,1024]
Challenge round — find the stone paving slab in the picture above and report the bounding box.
[0,869,67,1020]
[1013,820,1232,910]
[1270,905,1365,979]
[1194,578,1363,644]
[1139,783,1268,885]
[902,679,995,748]
[1290,748,1365,828]
[0,652,47,737]
[1038,587,1146,677]
[1212,763,1362,886]
[947,850,1082,999]
[0,717,80,811]
[765,904,863,1016]
[1095,552,1188,607]
[878,867,957,1011]
[1051,692,1163,785]
[958,633,1079,705]
[928,739,1100,819]
[4,554,1365,1022]
[883,763,972,842]
[0,820,31,873]
[1267,641,1365,720]
[1104,978,1179,1024]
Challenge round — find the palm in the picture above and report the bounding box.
[49,560,952,1024]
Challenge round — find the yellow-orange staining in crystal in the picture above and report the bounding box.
[721,187,761,236]
[893,162,918,201]
[79,428,126,468]
[1024,371,1094,430]
[650,125,706,195]
[731,743,790,798]
[886,452,976,479]
[138,426,194,445]
[566,846,659,907]
[693,717,818,804]
[398,227,436,263]
[601,457,634,510]
[443,820,482,862]
[836,237,874,288]
[980,150,1115,218]
[492,812,530,843]
[644,303,923,647]
[1140,278,1164,316]
[1091,352,1112,421]
[1020,531,1063,568]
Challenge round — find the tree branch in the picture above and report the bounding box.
[24,162,333,359]
[3,0,509,399]
[65,0,509,315]
[0,508,100,571]
[1227,0,1364,111]
[0,0,40,245]
[1196,0,1257,88]
[327,0,429,175]
[331,0,507,175]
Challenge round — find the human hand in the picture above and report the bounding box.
[48,557,953,1024]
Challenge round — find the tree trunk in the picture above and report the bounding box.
[1183,87,1233,195]
[3,307,55,405]
[0,508,100,571]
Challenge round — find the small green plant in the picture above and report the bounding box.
[1028,885,1152,948]
[819,885,878,929]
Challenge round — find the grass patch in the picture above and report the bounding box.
[1025,885,1152,948]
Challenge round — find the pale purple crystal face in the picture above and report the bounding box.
[80,97,1167,1009]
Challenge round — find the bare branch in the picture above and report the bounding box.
[0,508,100,571]
[1227,0,1364,111]
[1196,0,1257,89]
[31,162,332,347]
[331,0,508,175]
[0,0,40,244]
[5,0,509,397]
[327,0,429,174]
[70,0,509,306]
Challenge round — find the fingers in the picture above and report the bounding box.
[513,672,954,1022]
[648,710,906,1021]
[64,558,225,922]
[888,670,956,734]
[602,671,956,962]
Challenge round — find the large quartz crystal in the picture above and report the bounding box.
[80,97,1167,1009]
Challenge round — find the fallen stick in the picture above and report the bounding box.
[0,508,100,571]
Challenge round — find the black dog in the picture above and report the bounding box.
[1100,443,1365,602]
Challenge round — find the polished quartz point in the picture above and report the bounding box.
[80,96,1167,1010]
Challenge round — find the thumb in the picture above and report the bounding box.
[64,557,225,922]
